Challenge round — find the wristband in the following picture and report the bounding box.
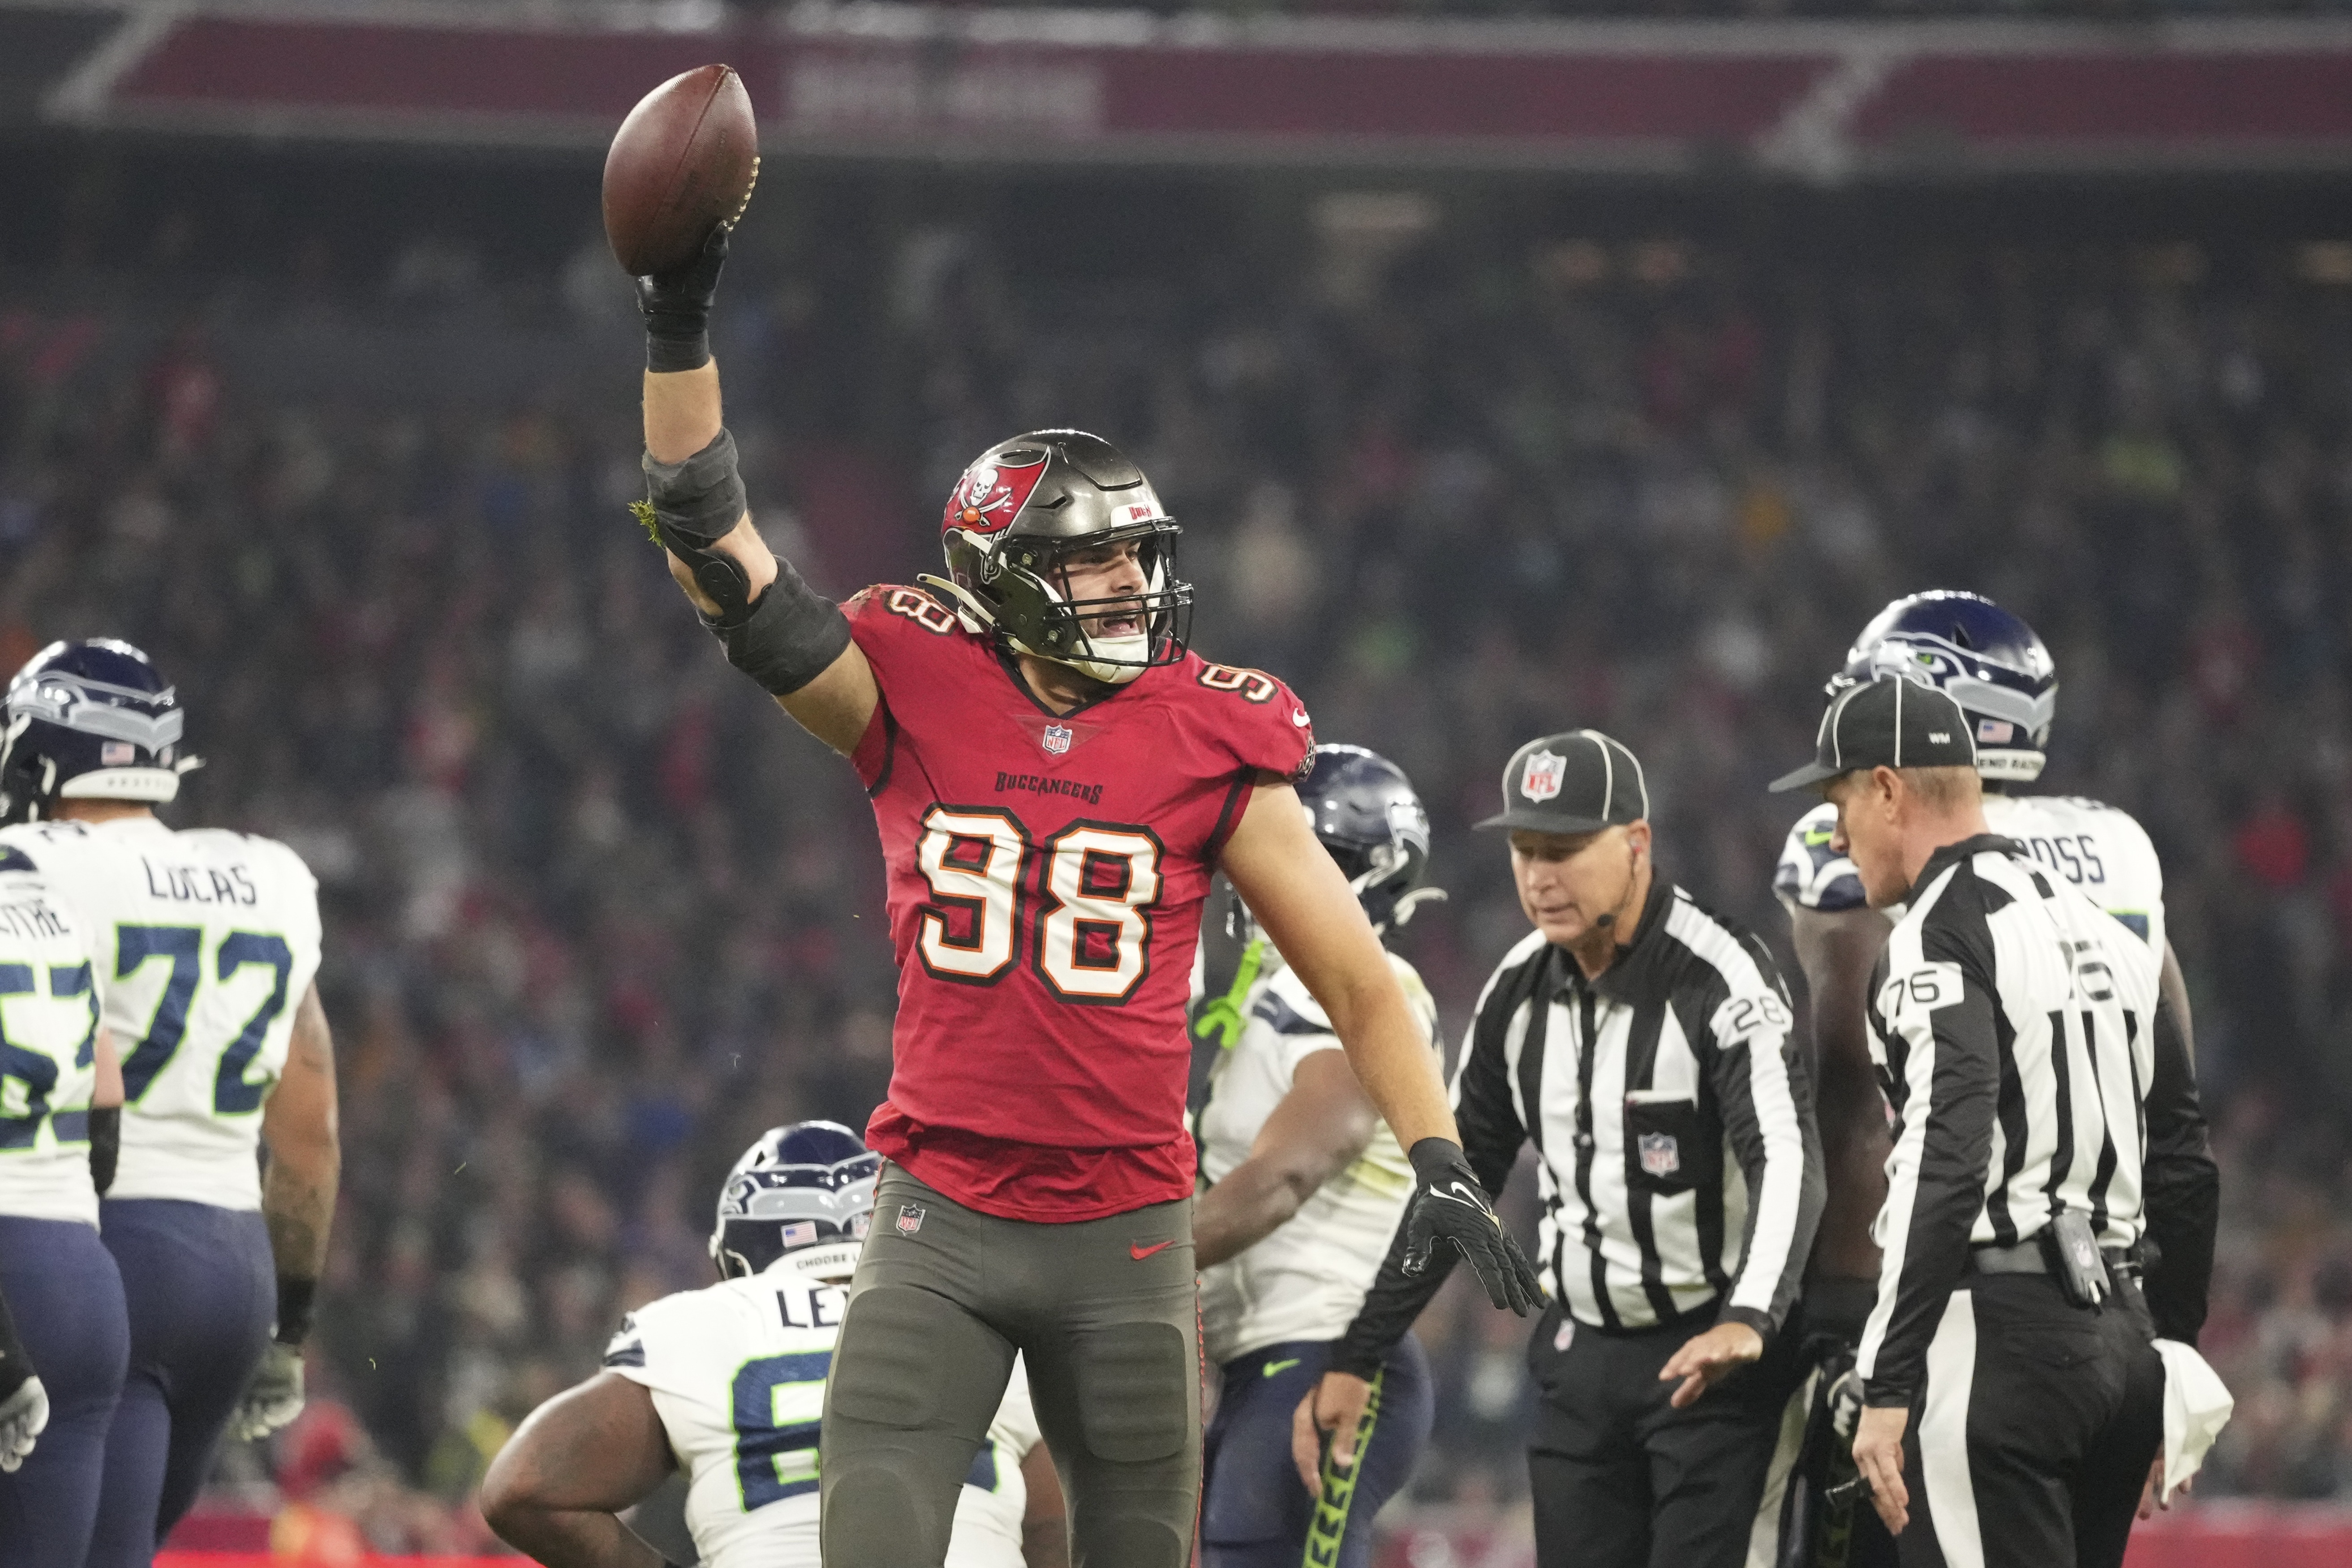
[645,322,709,375]
[275,1276,318,1347]
[89,1105,120,1196]
[0,1287,29,1402]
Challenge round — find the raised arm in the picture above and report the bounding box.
[635,233,877,755]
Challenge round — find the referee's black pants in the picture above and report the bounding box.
[1896,1272,2163,1568]
[1526,1302,1806,1568]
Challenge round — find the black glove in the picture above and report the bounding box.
[637,226,730,373]
[1402,1137,1545,1316]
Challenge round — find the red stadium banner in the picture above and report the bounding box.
[19,4,2352,173]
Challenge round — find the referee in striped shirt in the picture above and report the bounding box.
[1771,678,2218,1568]
[1296,730,1825,1568]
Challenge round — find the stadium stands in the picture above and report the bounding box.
[4,151,2350,1547]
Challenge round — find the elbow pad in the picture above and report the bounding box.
[705,561,853,696]
[89,1106,120,1197]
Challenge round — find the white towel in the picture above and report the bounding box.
[2152,1338,2234,1504]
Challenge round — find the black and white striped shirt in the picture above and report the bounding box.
[1336,880,1823,1361]
[1856,833,2216,1405]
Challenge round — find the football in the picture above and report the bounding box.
[602,64,760,277]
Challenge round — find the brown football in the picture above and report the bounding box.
[602,64,760,277]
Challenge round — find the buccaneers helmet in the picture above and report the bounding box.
[1833,591,2057,784]
[921,430,1191,684]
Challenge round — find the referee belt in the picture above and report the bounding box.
[1967,1238,2141,1280]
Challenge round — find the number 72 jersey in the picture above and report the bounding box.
[0,816,321,1210]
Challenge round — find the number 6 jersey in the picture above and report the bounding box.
[0,816,321,1210]
[843,585,1315,1223]
[604,1253,1042,1568]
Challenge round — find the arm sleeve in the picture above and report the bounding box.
[1856,933,2001,1408]
[1329,990,1529,1376]
[2139,991,2218,1345]
[1706,969,1826,1341]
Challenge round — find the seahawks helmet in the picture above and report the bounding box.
[920,430,1192,685]
[1836,592,2057,784]
[1234,744,1442,943]
[709,1121,880,1283]
[1,640,198,825]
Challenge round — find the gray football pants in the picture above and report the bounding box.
[819,1164,1202,1568]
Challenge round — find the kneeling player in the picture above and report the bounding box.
[1192,747,1445,1568]
[483,1122,1066,1568]
[0,840,129,1567]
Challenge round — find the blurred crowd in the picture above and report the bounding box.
[4,175,2352,1550]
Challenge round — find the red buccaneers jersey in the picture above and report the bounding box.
[844,585,1314,1222]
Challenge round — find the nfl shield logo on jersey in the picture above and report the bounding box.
[897,1203,926,1236]
[1521,748,1566,803]
[1042,724,1072,756]
[1638,1132,1680,1177]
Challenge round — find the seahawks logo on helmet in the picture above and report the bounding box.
[709,1121,881,1283]
[1231,744,1444,946]
[1,639,202,825]
[1832,591,2057,784]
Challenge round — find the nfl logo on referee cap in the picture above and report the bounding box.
[1521,748,1565,803]
[1638,1133,1680,1177]
[897,1203,925,1236]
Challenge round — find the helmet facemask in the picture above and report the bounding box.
[927,430,1196,686]
[941,519,1191,686]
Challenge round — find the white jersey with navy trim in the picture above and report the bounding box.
[1195,950,1441,1366]
[604,1251,1040,1568]
[0,846,109,1226]
[0,815,322,1210]
[1774,795,2167,955]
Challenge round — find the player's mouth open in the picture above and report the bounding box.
[1093,609,1146,638]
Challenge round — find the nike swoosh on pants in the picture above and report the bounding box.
[1130,1240,1175,1260]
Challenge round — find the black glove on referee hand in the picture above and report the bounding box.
[1402,1137,1545,1316]
[636,226,730,373]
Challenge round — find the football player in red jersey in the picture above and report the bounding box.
[623,231,1541,1568]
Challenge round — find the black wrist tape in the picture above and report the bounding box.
[275,1276,318,1347]
[89,1105,119,1196]
[707,560,854,696]
[0,1286,30,1401]
[645,323,710,374]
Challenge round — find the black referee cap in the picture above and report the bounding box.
[1476,730,1650,834]
[1770,677,1976,793]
